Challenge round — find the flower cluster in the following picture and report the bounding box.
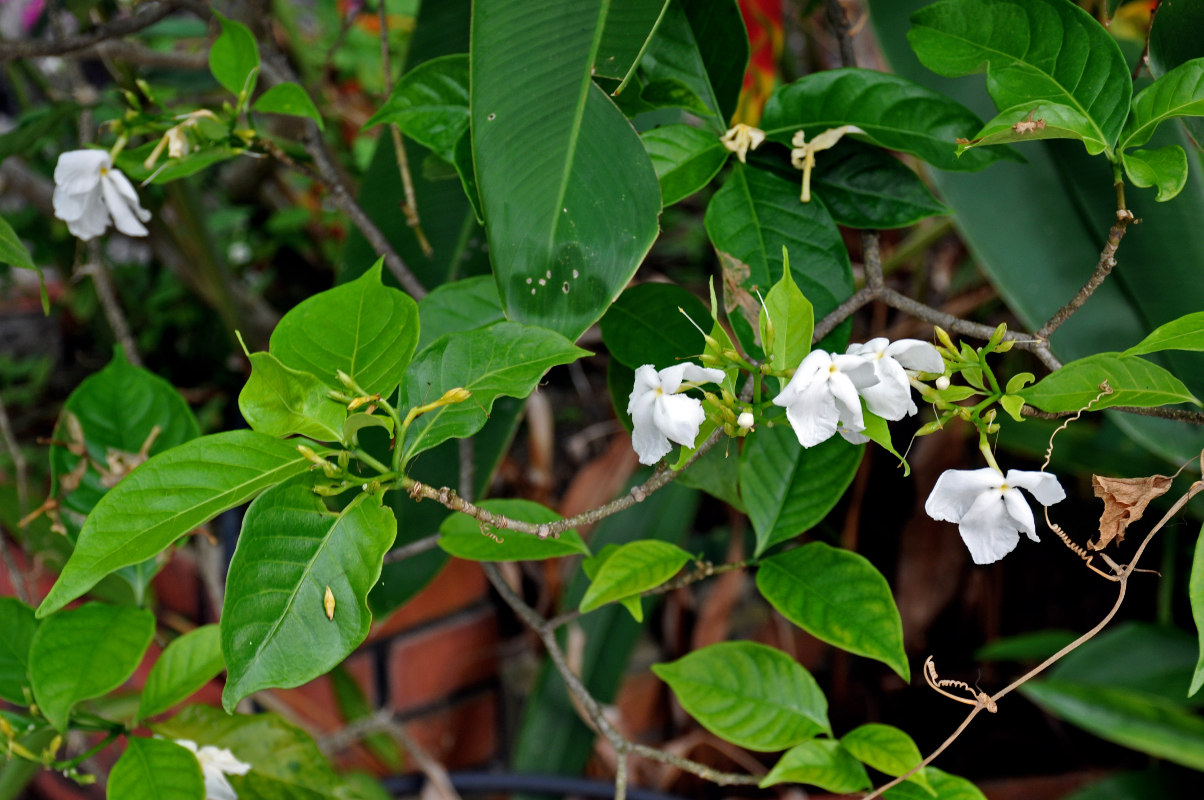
[52,150,150,241]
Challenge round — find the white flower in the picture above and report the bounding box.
[719,123,766,163]
[175,739,252,800]
[52,149,150,241]
[790,125,863,202]
[925,467,1066,564]
[737,411,755,430]
[628,363,725,465]
[773,349,878,448]
[845,338,944,421]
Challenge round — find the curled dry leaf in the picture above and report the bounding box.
[1089,474,1172,551]
[1012,109,1046,135]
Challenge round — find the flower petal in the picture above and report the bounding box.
[1005,469,1066,507]
[776,349,831,404]
[828,371,866,432]
[64,189,111,240]
[652,393,705,448]
[656,363,690,393]
[924,468,1003,523]
[833,353,878,389]
[103,168,151,222]
[630,419,671,466]
[1002,486,1039,542]
[680,363,726,386]
[859,355,915,420]
[101,175,149,237]
[885,339,944,373]
[53,149,107,194]
[957,489,1022,564]
[784,378,839,447]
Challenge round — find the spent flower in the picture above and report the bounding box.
[52,149,150,240]
[925,467,1065,564]
[628,363,725,465]
[719,123,766,163]
[790,125,863,202]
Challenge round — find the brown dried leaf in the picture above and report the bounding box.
[1012,109,1047,135]
[716,250,759,324]
[1089,474,1172,550]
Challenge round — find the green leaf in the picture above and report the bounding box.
[28,603,155,730]
[238,351,346,441]
[342,412,393,446]
[154,705,344,798]
[759,249,813,377]
[51,347,200,520]
[209,11,260,101]
[842,723,933,794]
[594,0,669,83]
[1122,145,1189,202]
[416,277,505,353]
[960,101,1109,156]
[400,321,588,461]
[641,123,728,206]
[0,103,74,165]
[1189,524,1204,696]
[252,83,323,130]
[221,483,397,710]
[0,215,47,314]
[861,410,910,476]
[472,0,661,340]
[1149,0,1204,146]
[438,499,590,561]
[118,144,241,185]
[1020,679,1204,770]
[270,259,420,398]
[1122,58,1204,150]
[705,164,853,324]
[760,68,1003,171]
[38,430,313,617]
[1127,311,1204,357]
[138,625,225,721]
[907,0,1131,155]
[811,139,949,229]
[1018,352,1199,413]
[579,540,691,614]
[0,597,37,705]
[364,54,468,163]
[108,737,205,800]
[975,628,1077,662]
[1051,623,1202,707]
[760,739,871,792]
[739,426,864,556]
[599,282,710,371]
[583,544,645,621]
[651,641,830,751]
[757,542,910,680]
[883,768,986,800]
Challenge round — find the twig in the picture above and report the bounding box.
[0,1,181,61]
[77,40,209,71]
[320,708,462,800]
[822,0,857,68]
[80,244,143,368]
[1037,218,1134,341]
[378,1,432,257]
[381,533,441,564]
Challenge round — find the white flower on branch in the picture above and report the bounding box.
[845,337,944,420]
[773,349,877,448]
[175,739,252,800]
[925,467,1065,564]
[52,149,150,241]
[628,363,725,465]
[719,123,765,163]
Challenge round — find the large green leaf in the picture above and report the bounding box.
[1149,0,1204,146]
[739,426,864,556]
[138,625,225,721]
[221,482,396,710]
[400,321,588,460]
[0,214,46,313]
[641,123,728,206]
[438,499,589,561]
[761,68,1002,171]
[108,738,204,800]
[416,274,505,352]
[842,723,933,794]
[594,0,669,82]
[1018,352,1199,413]
[269,260,419,397]
[599,282,710,371]
[757,543,910,680]
[28,603,155,730]
[907,0,1131,154]
[1121,58,1204,150]
[209,11,259,101]
[0,597,37,705]
[579,540,691,614]
[1126,311,1204,357]
[38,431,312,617]
[363,54,469,163]
[1121,145,1189,202]
[472,0,661,340]
[1190,524,1204,696]
[1020,679,1204,770]
[705,164,853,321]
[811,139,949,229]
[238,351,346,442]
[1050,622,1202,707]
[652,641,830,751]
[51,347,200,520]
[760,739,871,793]
[155,705,344,798]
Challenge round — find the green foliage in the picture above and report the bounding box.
[579,540,691,615]
[0,215,47,313]
[757,543,910,680]
[29,603,155,730]
[1018,353,1199,413]
[600,283,710,371]
[438,499,590,561]
[1121,145,1189,202]
[138,625,225,721]
[415,276,505,352]
[209,11,260,103]
[1121,58,1204,150]
[1126,311,1204,357]
[364,54,469,163]
[1148,0,1204,146]
[38,431,313,617]
[810,140,949,229]
[652,641,830,751]
[759,250,813,378]
[238,351,347,441]
[760,738,871,792]
[641,124,729,206]
[1189,525,1204,696]
[0,597,37,705]
[252,83,323,129]
[107,738,205,800]
[594,0,669,83]
[221,483,396,710]
[739,427,863,556]
[842,723,933,793]
[471,0,661,339]
[883,768,987,800]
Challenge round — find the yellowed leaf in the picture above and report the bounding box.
[1089,474,1172,550]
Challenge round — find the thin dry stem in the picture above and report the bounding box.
[0,1,180,61]
[1038,219,1134,341]
[80,245,143,368]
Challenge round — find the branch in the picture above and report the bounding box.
[1037,217,1134,341]
[80,244,143,368]
[0,1,181,61]
[319,708,462,800]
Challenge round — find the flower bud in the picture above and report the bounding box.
[935,326,956,352]
[700,353,724,366]
[737,411,755,429]
[336,370,355,389]
[935,376,951,391]
[440,387,471,404]
[987,322,1008,350]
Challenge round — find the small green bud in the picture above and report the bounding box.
[700,353,724,367]
[915,420,944,437]
[935,326,956,352]
[441,387,471,404]
[987,322,1008,350]
[995,339,1015,353]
